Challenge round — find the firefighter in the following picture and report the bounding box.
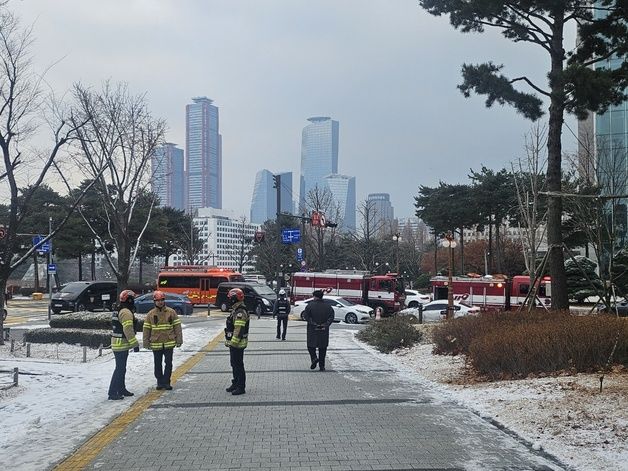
[143,290,183,390]
[224,288,249,395]
[303,289,335,371]
[273,289,291,340]
[108,289,140,400]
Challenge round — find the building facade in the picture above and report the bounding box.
[186,97,222,211]
[300,116,338,209]
[151,142,185,210]
[367,193,395,237]
[250,170,293,224]
[170,208,259,272]
[323,174,356,232]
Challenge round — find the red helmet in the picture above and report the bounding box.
[228,288,244,302]
[153,290,166,301]
[119,289,136,303]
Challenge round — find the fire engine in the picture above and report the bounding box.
[430,275,551,310]
[291,270,405,314]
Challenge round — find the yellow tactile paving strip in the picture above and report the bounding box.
[54,331,224,471]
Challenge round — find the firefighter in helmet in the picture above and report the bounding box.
[224,287,249,395]
[108,289,139,400]
[143,290,183,390]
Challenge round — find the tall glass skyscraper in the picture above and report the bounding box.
[367,193,395,237]
[186,97,222,211]
[324,174,356,232]
[151,142,184,210]
[250,170,293,224]
[300,116,338,209]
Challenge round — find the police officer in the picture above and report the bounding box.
[274,289,291,340]
[303,289,335,371]
[143,290,183,390]
[225,288,249,395]
[108,290,139,400]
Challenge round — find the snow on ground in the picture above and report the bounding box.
[0,324,222,471]
[339,327,627,471]
[1,322,626,471]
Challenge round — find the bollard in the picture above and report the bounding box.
[26,343,30,357]
[98,344,103,357]
[10,338,14,352]
[13,367,18,387]
[83,346,87,363]
[375,306,383,321]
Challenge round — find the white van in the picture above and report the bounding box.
[243,274,267,284]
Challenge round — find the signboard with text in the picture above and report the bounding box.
[281,228,301,244]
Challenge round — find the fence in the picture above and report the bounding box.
[1,339,109,363]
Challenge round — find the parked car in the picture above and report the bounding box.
[216,282,277,316]
[134,292,194,316]
[50,281,117,314]
[398,300,480,322]
[595,299,628,317]
[403,289,431,307]
[292,295,373,324]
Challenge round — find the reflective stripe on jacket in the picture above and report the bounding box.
[225,303,249,349]
[111,308,139,351]
[143,306,183,350]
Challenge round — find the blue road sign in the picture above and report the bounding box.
[281,228,301,244]
[47,263,57,274]
[296,247,303,261]
[33,235,51,254]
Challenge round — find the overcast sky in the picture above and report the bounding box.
[12,0,577,220]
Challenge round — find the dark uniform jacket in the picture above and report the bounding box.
[303,298,335,348]
[273,298,291,319]
[225,302,250,349]
[111,308,139,352]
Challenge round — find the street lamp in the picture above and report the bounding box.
[392,232,401,273]
[441,232,457,320]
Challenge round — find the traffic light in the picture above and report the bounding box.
[325,222,338,228]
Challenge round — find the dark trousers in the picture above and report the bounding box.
[308,346,327,368]
[108,350,129,397]
[153,348,174,386]
[276,317,288,339]
[229,347,246,390]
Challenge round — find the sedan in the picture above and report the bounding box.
[134,292,194,316]
[595,299,628,317]
[293,295,373,324]
[398,300,480,322]
[403,289,431,308]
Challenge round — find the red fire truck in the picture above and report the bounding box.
[291,270,405,314]
[430,275,551,310]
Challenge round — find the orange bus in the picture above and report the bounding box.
[156,266,245,305]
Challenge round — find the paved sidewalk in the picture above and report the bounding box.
[69,319,564,471]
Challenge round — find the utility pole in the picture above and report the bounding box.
[47,217,53,321]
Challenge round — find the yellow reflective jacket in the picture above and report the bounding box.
[143,306,183,350]
[224,303,249,349]
[111,308,139,352]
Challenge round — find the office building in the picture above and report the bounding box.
[324,174,356,232]
[299,116,338,209]
[367,193,395,237]
[186,97,222,211]
[151,143,185,210]
[250,170,293,224]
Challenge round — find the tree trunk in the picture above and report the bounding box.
[33,253,40,292]
[546,16,569,310]
[138,257,143,284]
[91,250,96,280]
[458,227,465,275]
[78,250,83,281]
[495,223,502,274]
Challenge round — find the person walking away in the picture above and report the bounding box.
[143,290,183,390]
[274,289,291,340]
[224,288,249,395]
[303,289,334,371]
[108,290,140,400]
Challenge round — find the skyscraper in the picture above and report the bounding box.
[300,116,338,209]
[250,170,293,224]
[186,97,222,211]
[367,193,395,237]
[151,142,184,210]
[324,174,356,232]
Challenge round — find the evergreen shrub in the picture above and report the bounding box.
[50,312,145,331]
[24,328,111,348]
[356,316,423,353]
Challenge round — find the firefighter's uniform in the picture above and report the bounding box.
[143,305,182,389]
[225,301,249,394]
[108,307,139,399]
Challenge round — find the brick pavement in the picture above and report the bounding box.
[74,319,565,471]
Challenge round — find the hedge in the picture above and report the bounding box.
[24,328,111,348]
[50,312,145,331]
[356,316,423,353]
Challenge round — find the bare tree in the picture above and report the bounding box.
[0,7,92,343]
[512,124,548,285]
[349,199,388,271]
[68,81,166,291]
[226,216,256,272]
[300,185,341,271]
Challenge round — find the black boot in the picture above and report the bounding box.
[108,394,124,400]
[310,358,318,370]
[231,388,246,395]
[226,381,237,392]
[121,390,134,397]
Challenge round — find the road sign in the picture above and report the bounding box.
[0,227,6,239]
[33,235,51,254]
[47,263,57,274]
[296,247,303,261]
[281,228,301,244]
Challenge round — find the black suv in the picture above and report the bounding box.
[216,282,277,317]
[50,281,117,314]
